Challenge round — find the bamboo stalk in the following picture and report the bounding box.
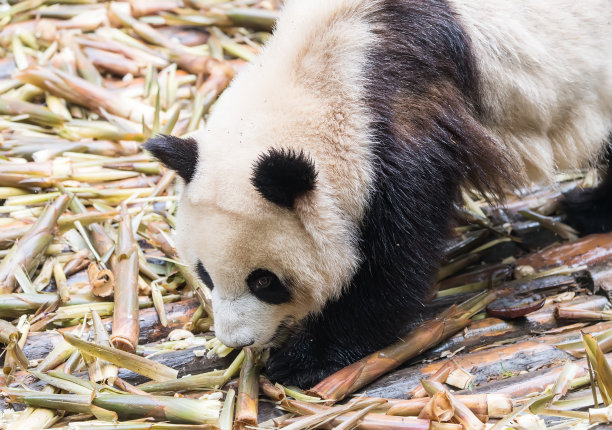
[309,291,499,402]
[556,306,612,321]
[62,333,178,382]
[111,207,140,353]
[385,394,513,419]
[89,309,119,382]
[137,349,244,392]
[0,194,71,294]
[234,347,261,430]
[0,97,63,127]
[4,390,221,424]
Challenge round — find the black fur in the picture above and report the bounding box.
[564,147,612,234]
[196,261,214,290]
[144,134,199,183]
[251,148,317,208]
[267,0,516,387]
[246,269,292,304]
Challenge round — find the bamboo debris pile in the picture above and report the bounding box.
[0,0,275,428]
[0,1,611,430]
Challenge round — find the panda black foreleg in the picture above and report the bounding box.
[564,146,612,234]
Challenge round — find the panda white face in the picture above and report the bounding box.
[172,159,328,348]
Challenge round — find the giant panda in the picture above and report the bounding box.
[146,0,612,386]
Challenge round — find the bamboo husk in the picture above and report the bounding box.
[277,398,429,430]
[417,391,454,422]
[408,361,456,399]
[36,329,79,372]
[64,249,92,276]
[219,388,236,430]
[0,97,63,126]
[23,298,200,361]
[0,194,71,294]
[421,381,485,430]
[0,317,30,375]
[518,209,579,241]
[234,347,261,430]
[111,207,140,353]
[53,259,70,303]
[87,262,114,297]
[147,223,213,317]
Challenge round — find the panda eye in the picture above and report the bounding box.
[196,261,214,290]
[246,269,291,305]
[255,276,272,290]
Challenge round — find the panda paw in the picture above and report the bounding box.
[265,335,345,388]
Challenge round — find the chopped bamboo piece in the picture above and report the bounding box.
[234,347,261,430]
[111,207,140,353]
[445,367,476,390]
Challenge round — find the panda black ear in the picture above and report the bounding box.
[251,148,317,208]
[144,134,198,183]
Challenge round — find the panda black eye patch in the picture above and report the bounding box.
[246,269,291,305]
[196,261,214,290]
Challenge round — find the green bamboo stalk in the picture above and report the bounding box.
[224,8,279,31]
[0,97,63,127]
[62,333,178,381]
[138,349,245,392]
[89,309,119,382]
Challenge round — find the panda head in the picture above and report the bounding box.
[145,85,365,348]
[144,2,374,348]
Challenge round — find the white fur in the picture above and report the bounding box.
[175,0,612,347]
[451,0,612,182]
